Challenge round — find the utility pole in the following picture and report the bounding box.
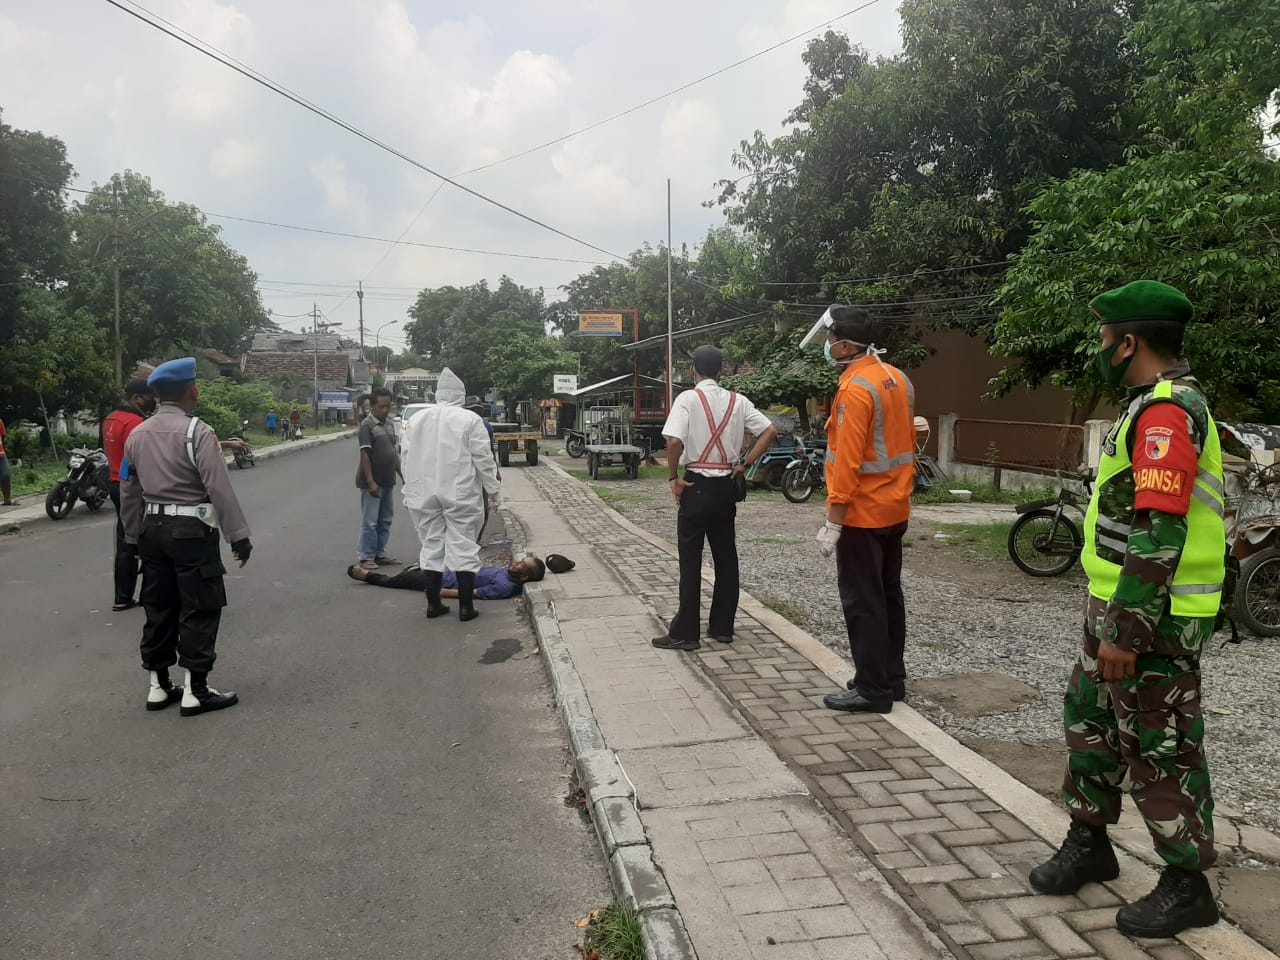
[666,178,674,412]
[357,281,365,361]
[113,178,122,391]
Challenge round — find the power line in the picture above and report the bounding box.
[0,171,612,267]
[103,0,630,264]
[457,0,888,177]
[202,211,612,265]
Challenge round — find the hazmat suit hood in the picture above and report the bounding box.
[436,368,466,407]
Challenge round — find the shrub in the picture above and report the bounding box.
[194,401,239,441]
[5,427,41,462]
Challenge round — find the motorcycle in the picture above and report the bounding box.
[228,420,256,469]
[745,437,803,491]
[564,429,587,459]
[45,447,110,520]
[781,439,828,504]
[290,420,305,441]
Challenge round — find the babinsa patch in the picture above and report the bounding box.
[1135,467,1186,495]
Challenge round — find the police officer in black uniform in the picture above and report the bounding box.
[121,358,252,717]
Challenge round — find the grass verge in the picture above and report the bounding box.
[8,461,68,499]
[581,901,645,960]
[756,593,810,626]
[930,522,1013,561]
[568,464,668,482]
[913,481,1056,505]
[591,486,652,506]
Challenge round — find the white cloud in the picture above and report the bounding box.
[208,138,262,179]
[0,0,904,336]
[310,154,370,221]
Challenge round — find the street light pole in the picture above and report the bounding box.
[113,178,122,390]
[666,178,674,413]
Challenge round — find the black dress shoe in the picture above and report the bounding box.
[1116,867,1219,939]
[459,605,480,622]
[651,635,700,652]
[846,679,906,702]
[707,634,734,644]
[179,687,239,717]
[1028,820,1120,895]
[823,689,891,713]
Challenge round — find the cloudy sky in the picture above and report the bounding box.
[1,0,903,352]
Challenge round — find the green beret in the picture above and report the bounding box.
[1089,280,1194,326]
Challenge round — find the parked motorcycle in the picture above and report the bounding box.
[45,447,110,520]
[781,439,828,504]
[564,429,587,459]
[745,438,802,491]
[228,420,256,469]
[290,421,305,441]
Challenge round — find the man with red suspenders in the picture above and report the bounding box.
[653,345,778,651]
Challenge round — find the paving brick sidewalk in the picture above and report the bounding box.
[509,464,1277,960]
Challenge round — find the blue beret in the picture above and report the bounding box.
[148,357,197,386]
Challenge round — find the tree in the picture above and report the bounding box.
[992,0,1280,421]
[721,322,839,420]
[404,277,547,395]
[0,110,73,344]
[993,149,1280,421]
[485,333,575,406]
[65,171,269,370]
[0,289,113,424]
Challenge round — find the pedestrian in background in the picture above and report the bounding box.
[121,357,252,717]
[355,386,403,571]
[401,368,501,622]
[0,416,12,506]
[289,406,302,439]
[1029,281,1223,939]
[653,345,778,651]
[102,378,156,611]
[815,306,916,715]
[266,407,278,438]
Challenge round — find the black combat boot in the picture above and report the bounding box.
[179,670,239,718]
[1028,820,1120,894]
[457,571,479,622]
[423,570,450,618]
[1116,866,1219,939]
[145,669,183,712]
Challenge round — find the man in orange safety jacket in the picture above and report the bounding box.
[814,305,917,714]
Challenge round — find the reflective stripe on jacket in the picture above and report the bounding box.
[825,355,916,528]
[1082,380,1226,618]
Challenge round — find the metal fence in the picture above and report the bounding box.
[953,418,1085,476]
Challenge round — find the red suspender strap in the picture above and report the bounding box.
[688,390,738,470]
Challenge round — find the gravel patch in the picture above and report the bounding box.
[592,471,1280,836]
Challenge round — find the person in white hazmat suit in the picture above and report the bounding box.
[401,368,501,622]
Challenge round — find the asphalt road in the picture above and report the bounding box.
[0,440,607,959]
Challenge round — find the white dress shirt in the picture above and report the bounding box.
[661,379,774,477]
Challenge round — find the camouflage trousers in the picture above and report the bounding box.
[1061,619,1216,871]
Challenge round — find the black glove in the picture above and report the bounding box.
[231,538,252,566]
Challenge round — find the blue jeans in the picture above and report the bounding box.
[357,487,394,560]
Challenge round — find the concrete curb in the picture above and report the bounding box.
[523,580,699,960]
[0,429,358,535]
[545,460,1280,960]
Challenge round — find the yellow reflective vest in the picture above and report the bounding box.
[1081,380,1226,619]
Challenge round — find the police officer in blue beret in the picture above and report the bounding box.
[119,358,253,717]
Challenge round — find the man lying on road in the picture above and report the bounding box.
[346,556,545,600]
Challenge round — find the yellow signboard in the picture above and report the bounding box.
[579,312,625,337]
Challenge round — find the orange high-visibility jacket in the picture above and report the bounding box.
[825,355,916,528]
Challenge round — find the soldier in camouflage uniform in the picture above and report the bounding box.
[1030,281,1223,939]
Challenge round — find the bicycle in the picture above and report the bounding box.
[1007,470,1093,577]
